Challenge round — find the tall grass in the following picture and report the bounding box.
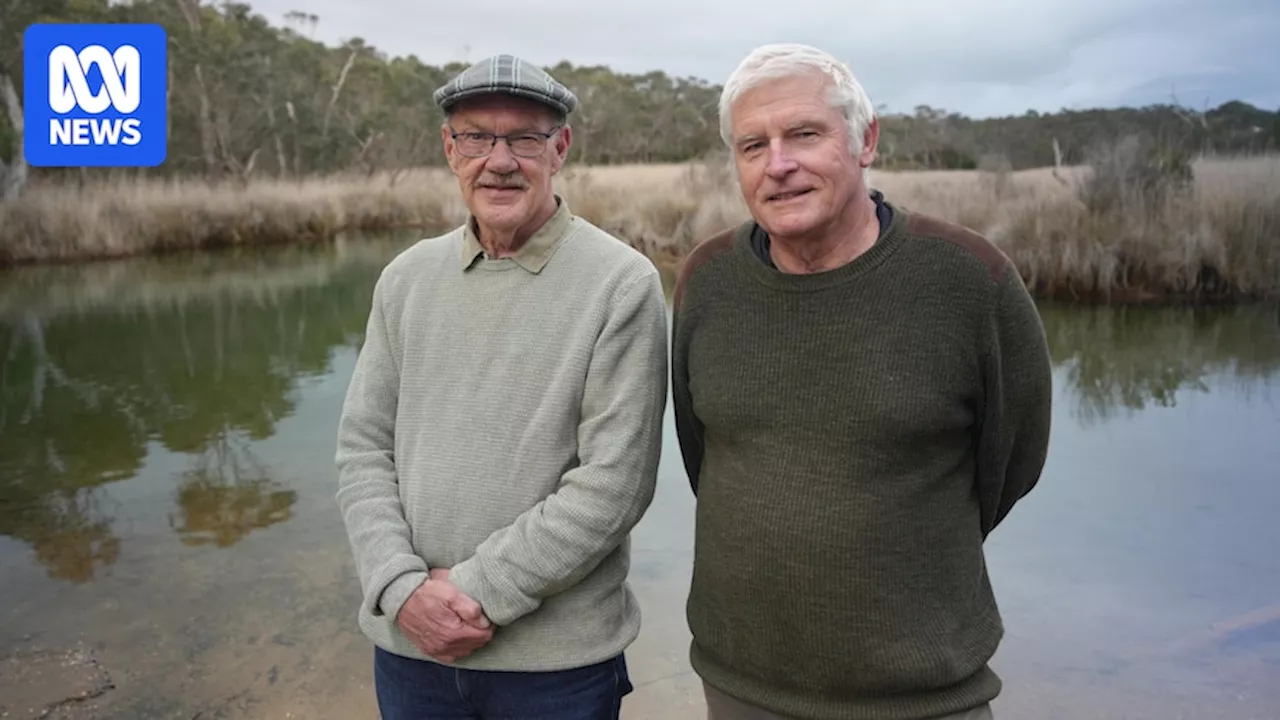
[994,143,1280,302]
[1,150,1277,303]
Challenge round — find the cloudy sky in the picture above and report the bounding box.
[249,0,1278,118]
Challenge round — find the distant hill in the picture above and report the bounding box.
[2,0,1277,188]
[874,100,1280,171]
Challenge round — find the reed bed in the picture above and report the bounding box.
[2,153,1277,303]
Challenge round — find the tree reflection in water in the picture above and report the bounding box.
[0,241,400,582]
[168,430,297,549]
[13,487,122,584]
[1,239,1277,584]
[1038,301,1280,427]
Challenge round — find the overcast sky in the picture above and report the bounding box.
[250,0,1279,118]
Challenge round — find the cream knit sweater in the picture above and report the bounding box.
[335,201,668,671]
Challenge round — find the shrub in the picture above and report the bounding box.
[1077,133,1195,216]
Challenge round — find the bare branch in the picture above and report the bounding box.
[175,0,202,30]
[1051,137,1068,186]
[322,49,359,141]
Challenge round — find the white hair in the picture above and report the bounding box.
[718,43,876,158]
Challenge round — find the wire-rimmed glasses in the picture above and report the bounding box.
[449,126,561,158]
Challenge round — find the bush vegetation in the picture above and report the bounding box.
[1,146,1276,304]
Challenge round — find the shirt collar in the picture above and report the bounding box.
[460,195,573,273]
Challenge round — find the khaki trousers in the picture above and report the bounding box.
[704,682,995,720]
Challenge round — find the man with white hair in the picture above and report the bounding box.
[671,43,1053,719]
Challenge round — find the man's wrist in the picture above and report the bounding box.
[379,570,429,620]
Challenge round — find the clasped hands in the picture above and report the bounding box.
[396,568,494,663]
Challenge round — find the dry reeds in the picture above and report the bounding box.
[0,170,464,265]
[1,150,1277,303]
[993,151,1280,302]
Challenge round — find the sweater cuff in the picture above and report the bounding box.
[378,570,428,620]
[447,558,538,627]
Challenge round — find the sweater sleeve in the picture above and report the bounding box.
[334,271,429,622]
[976,263,1054,537]
[671,300,705,495]
[446,268,669,626]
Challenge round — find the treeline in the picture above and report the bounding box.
[2,0,1279,189]
[880,101,1280,170]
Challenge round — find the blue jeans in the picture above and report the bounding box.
[374,647,633,719]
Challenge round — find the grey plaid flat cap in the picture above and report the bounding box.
[433,54,578,116]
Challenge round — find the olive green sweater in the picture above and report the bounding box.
[671,198,1053,719]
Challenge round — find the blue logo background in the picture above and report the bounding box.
[23,23,168,168]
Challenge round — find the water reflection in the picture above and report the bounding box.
[2,246,1278,585]
[0,239,415,582]
[0,241,1277,719]
[167,433,296,549]
[4,486,122,584]
[1040,301,1280,425]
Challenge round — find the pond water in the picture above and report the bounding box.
[1,237,1278,720]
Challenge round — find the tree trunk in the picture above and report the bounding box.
[175,0,223,182]
[193,65,222,181]
[261,57,289,178]
[322,49,358,143]
[0,71,28,202]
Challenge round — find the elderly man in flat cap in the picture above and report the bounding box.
[334,54,668,719]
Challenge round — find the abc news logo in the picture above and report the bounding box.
[48,44,144,147]
[24,23,168,167]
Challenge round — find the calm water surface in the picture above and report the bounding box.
[2,238,1278,720]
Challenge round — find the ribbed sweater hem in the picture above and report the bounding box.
[366,622,640,673]
[690,642,1002,720]
[358,583,643,672]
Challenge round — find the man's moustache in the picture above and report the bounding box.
[477,178,526,189]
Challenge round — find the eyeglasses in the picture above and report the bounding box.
[449,126,561,158]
